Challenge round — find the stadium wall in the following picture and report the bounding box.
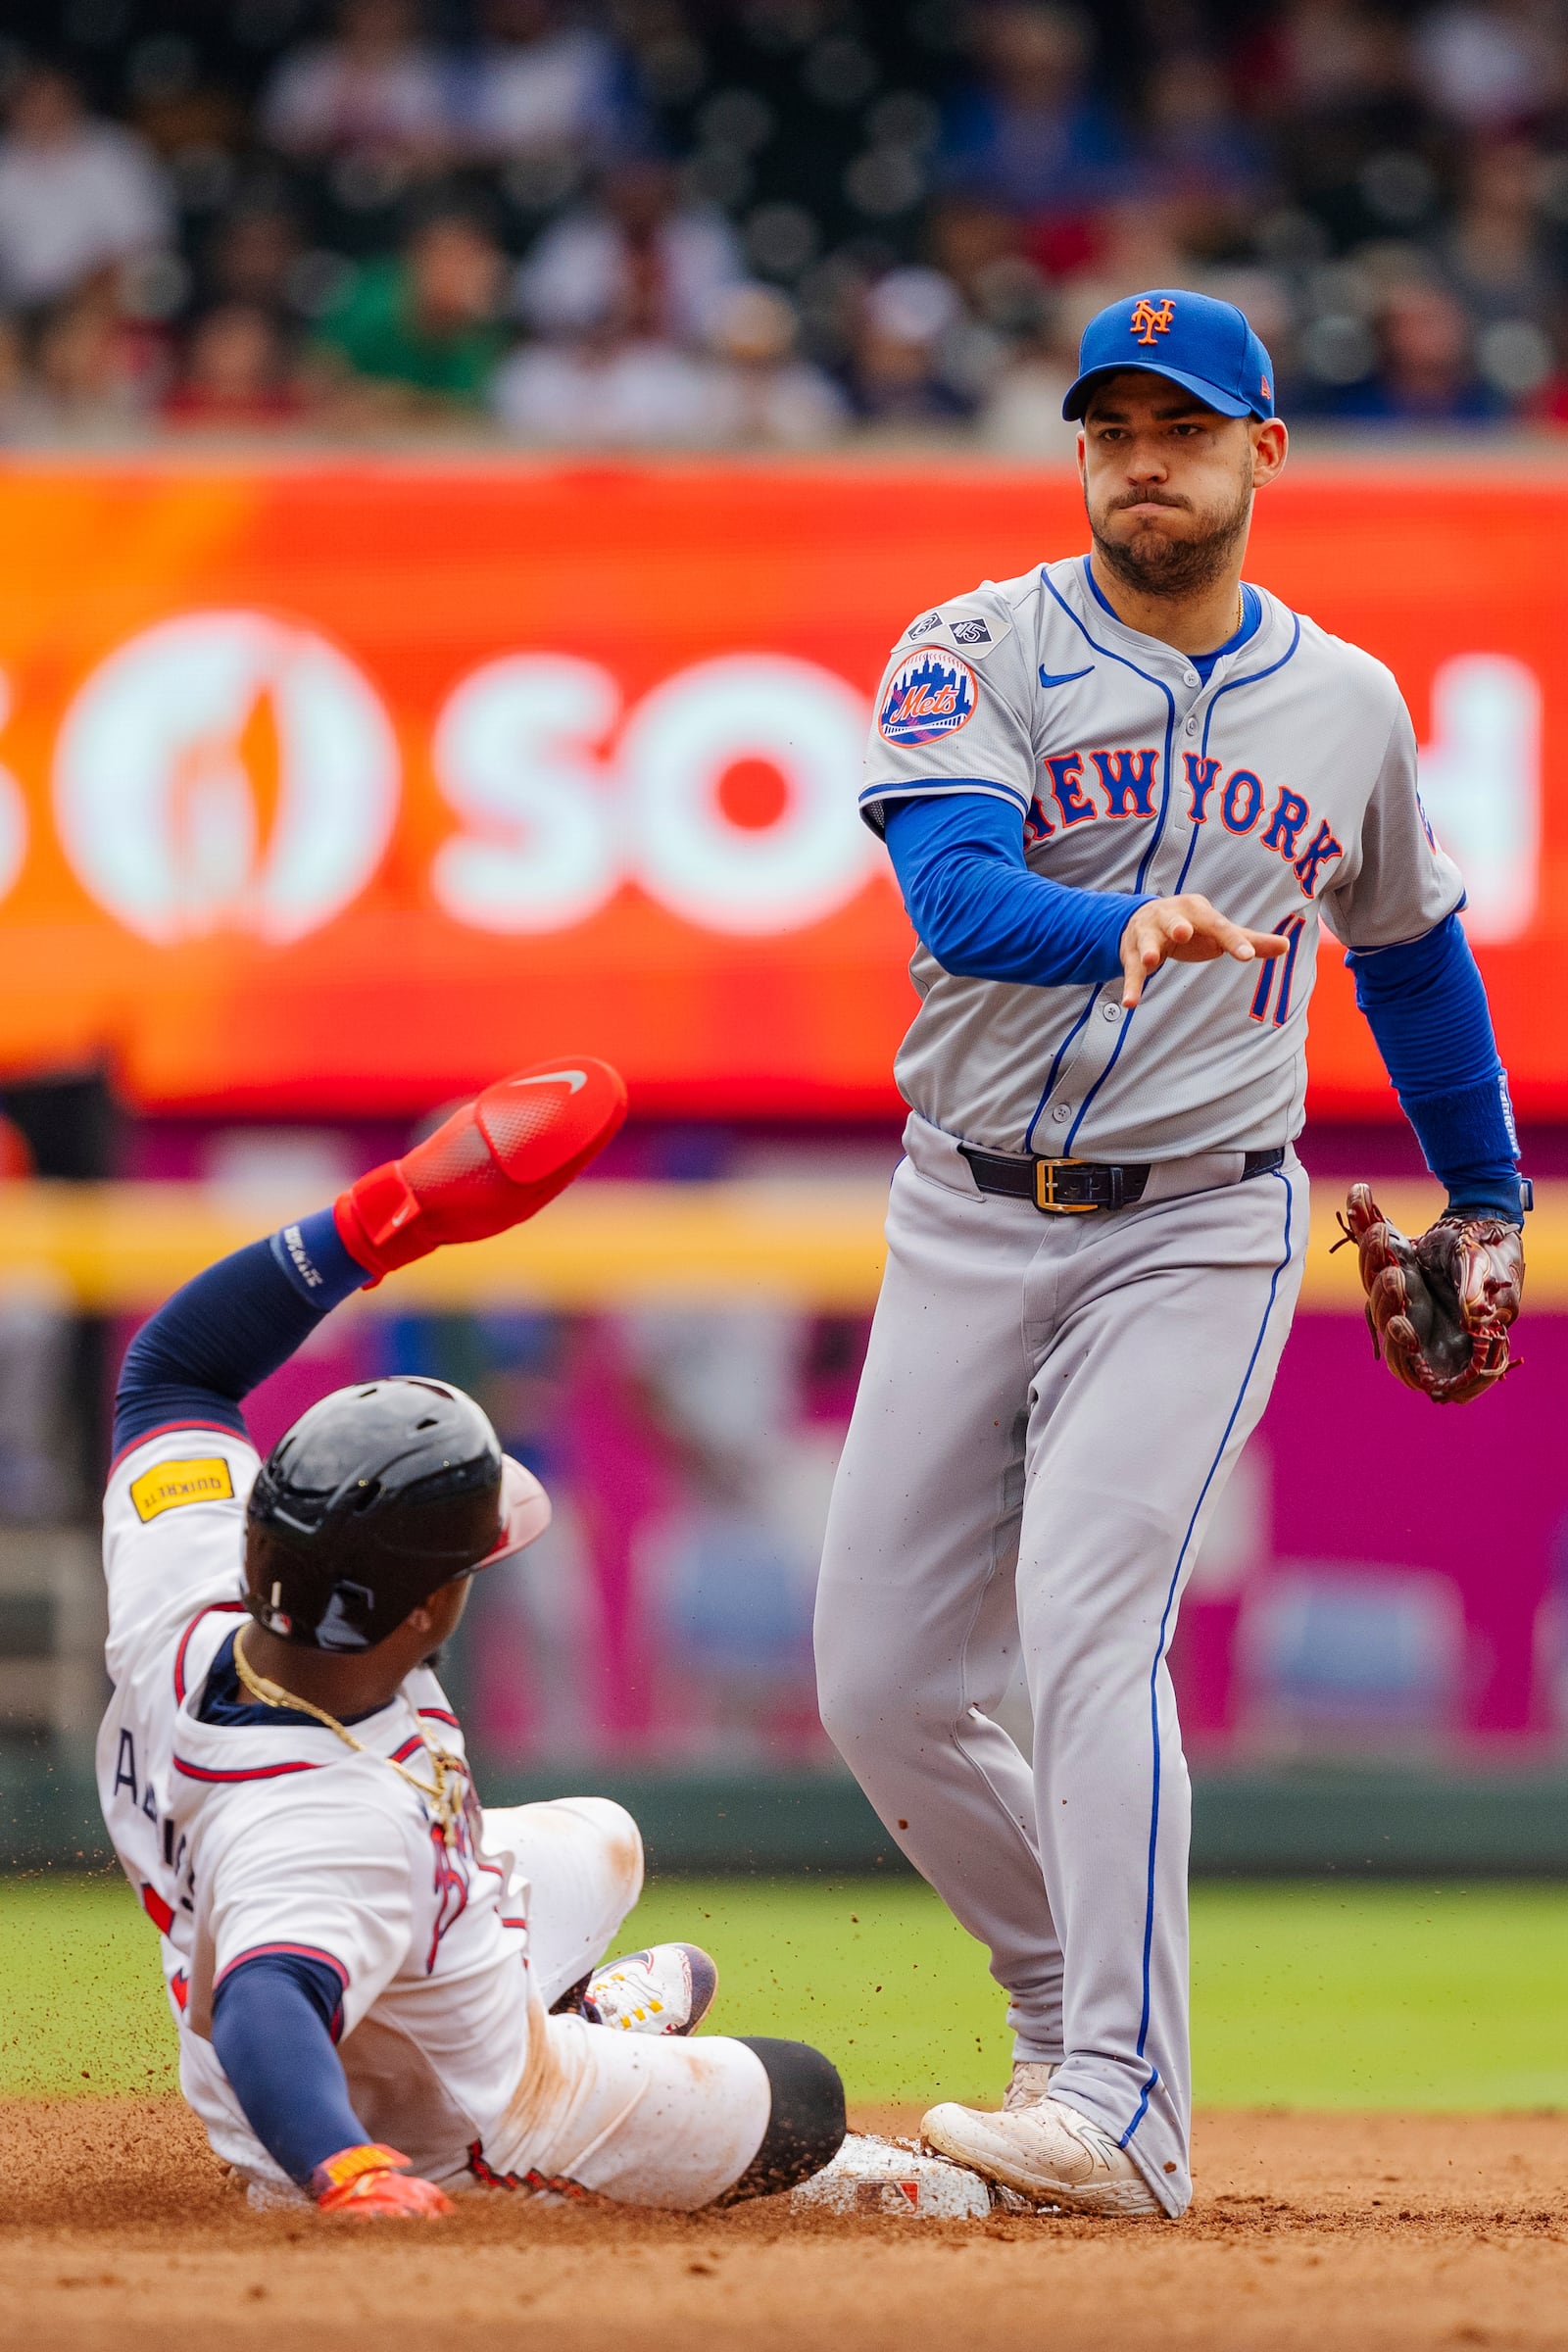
[0,452,1560,1117]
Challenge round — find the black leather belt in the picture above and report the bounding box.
[958,1144,1286,1215]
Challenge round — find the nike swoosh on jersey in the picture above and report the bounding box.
[516,1070,587,1092]
[1039,665,1094,688]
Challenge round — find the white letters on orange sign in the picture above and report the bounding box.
[1415,654,1540,943]
[53,612,399,945]
[615,654,874,936]
[430,655,621,932]
[428,650,874,936]
[51,621,879,943]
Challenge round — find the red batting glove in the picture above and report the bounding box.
[334,1057,628,1285]
[312,2142,454,2219]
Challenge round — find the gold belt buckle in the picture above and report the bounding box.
[1033,1156,1099,1214]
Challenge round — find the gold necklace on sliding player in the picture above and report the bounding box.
[232,1623,466,1846]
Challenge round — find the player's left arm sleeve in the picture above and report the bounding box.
[115,1061,625,1457]
[212,1952,368,2184]
[1326,694,1522,1222]
[1348,912,1524,1222]
[113,1208,368,1458]
[884,791,1151,986]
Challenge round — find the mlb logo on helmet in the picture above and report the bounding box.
[879,649,978,748]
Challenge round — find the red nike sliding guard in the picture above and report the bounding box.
[334,1058,628,1285]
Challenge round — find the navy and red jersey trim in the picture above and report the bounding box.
[172,1754,322,1784]
[418,1708,461,1729]
[214,1941,350,1993]
[109,1420,249,1480]
[466,2142,600,2200]
[173,1600,249,1704]
[140,1882,176,1936]
[395,1729,470,1772]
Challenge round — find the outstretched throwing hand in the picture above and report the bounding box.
[1118,895,1289,1010]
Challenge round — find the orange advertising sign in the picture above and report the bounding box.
[0,456,1558,1116]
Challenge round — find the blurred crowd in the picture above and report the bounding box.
[6,0,1568,447]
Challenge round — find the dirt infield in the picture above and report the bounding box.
[3,2099,1566,2352]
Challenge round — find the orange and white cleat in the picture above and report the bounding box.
[584,1944,719,2036]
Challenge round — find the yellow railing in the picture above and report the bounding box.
[0,1178,1560,1312]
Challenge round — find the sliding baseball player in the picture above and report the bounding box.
[100,1062,846,2214]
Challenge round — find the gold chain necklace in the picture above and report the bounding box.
[232,1624,466,1846]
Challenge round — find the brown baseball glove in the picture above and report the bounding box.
[1336,1183,1524,1404]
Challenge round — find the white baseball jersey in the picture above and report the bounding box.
[99,1422,772,2207]
[860,555,1462,1161]
[98,1423,539,2189]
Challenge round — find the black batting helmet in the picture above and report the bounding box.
[245,1378,550,1651]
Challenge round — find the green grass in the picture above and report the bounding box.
[0,1875,182,2098]
[4,1874,1568,2110]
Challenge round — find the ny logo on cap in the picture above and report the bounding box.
[1129,297,1175,345]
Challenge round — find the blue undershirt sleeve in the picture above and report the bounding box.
[883,790,1151,989]
[211,1953,368,2185]
[113,1206,369,1457]
[1348,911,1524,1222]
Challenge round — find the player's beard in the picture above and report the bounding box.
[1091,473,1252,603]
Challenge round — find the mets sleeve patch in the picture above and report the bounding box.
[878,649,979,748]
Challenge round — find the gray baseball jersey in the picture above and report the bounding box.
[817,547,1465,2213]
[859,555,1461,1160]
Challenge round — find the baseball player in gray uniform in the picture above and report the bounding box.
[814,289,1527,2218]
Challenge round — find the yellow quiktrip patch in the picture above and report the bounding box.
[129,1457,235,1522]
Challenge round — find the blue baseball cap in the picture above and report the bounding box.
[1062,288,1276,422]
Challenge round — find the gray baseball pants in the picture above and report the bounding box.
[814,1113,1307,2215]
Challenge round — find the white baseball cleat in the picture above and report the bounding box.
[1003,2060,1058,2111]
[919,2096,1163,2216]
[584,1943,718,2035]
